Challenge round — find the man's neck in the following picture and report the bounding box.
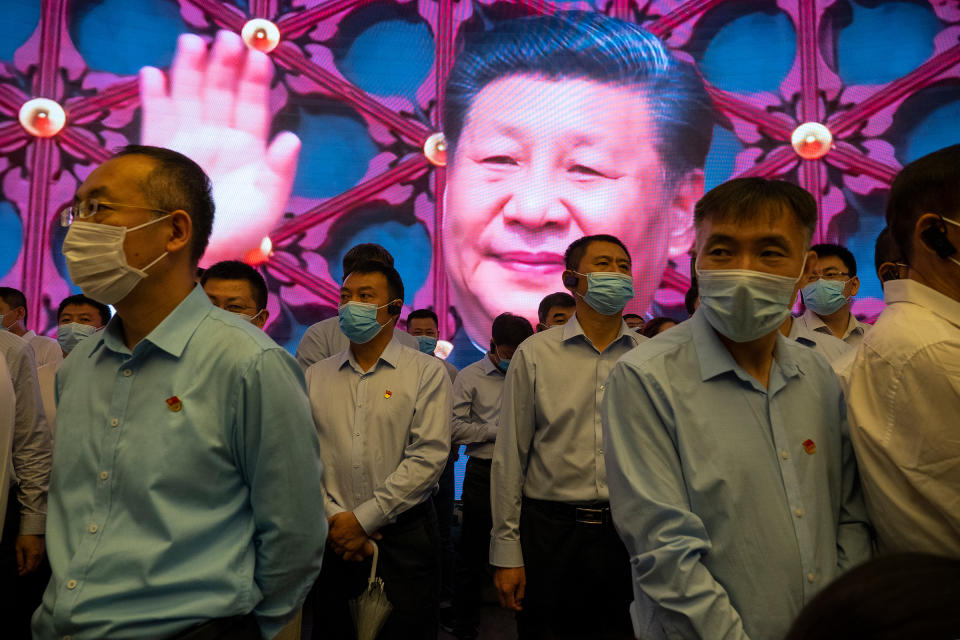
[907,263,960,304]
[115,269,195,351]
[717,330,778,389]
[351,323,395,372]
[818,304,852,338]
[779,315,793,338]
[575,302,623,353]
[9,324,26,338]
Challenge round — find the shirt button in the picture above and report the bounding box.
[123,369,132,377]
[88,524,98,534]
[110,418,119,427]
[600,385,605,391]
[99,471,109,480]
[66,579,77,590]
[795,508,804,518]
[781,450,789,460]
[807,572,815,583]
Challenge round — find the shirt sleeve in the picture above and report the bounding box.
[834,391,874,571]
[451,370,495,445]
[489,347,535,568]
[235,348,328,639]
[295,324,328,371]
[7,341,52,536]
[601,360,750,640]
[353,358,452,534]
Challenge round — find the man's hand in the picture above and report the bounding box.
[494,566,526,611]
[140,30,301,266]
[16,534,45,576]
[327,512,381,562]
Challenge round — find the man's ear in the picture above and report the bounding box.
[848,275,861,298]
[254,309,270,329]
[166,210,193,255]
[665,169,704,260]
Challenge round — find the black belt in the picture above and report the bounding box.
[173,613,258,640]
[523,497,613,525]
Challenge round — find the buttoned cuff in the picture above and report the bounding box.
[19,513,45,536]
[324,500,345,520]
[353,498,388,536]
[489,536,524,568]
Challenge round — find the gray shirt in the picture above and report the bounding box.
[451,355,505,460]
[490,315,644,567]
[295,316,419,370]
[0,330,52,535]
[305,339,452,535]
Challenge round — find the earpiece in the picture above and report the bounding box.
[920,223,957,260]
[386,300,403,316]
[562,273,579,288]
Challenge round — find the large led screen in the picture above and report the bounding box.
[2,0,959,374]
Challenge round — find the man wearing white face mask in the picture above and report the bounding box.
[305,260,451,639]
[846,144,960,557]
[201,260,271,330]
[34,146,326,640]
[602,178,872,640]
[490,234,645,639]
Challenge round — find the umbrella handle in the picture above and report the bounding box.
[367,540,380,585]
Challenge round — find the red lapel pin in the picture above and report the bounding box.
[803,439,816,455]
[166,396,182,412]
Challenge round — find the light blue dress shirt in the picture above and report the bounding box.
[602,311,872,640]
[33,286,327,640]
[451,355,505,460]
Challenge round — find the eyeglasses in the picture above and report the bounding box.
[60,199,172,227]
[804,270,851,284]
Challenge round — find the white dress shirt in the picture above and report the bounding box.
[295,316,419,370]
[846,279,960,556]
[451,355,505,460]
[0,330,51,535]
[22,330,63,369]
[490,315,644,567]
[797,308,870,349]
[0,356,14,533]
[305,339,452,535]
[787,316,854,364]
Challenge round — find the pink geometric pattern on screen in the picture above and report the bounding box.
[1,0,958,333]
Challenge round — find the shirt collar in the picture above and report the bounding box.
[883,279,960,329]
[479,354,503,376]
[801,307,866,339]
[691,310,802,383]
[23,330,36,340]
[561,313,635,348]
[93,285,213,359]
[338,333,403,373]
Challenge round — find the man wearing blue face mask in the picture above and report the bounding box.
[305,262,452,639]
[56,295,111,357]
[602,178,872,640]
[490,234,645,639]
[797,244,872,348]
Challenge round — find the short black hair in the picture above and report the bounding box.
[785,553,960,640]
[874,227,903,282]
[811,243,857,277]
[491,312,534,348]
[346,260,405,308]
[113,145,215,265]
[0,287,27,323]
[642,316,677,338]
[537,292,576,323]
[200,260,269,311]
[694,178,818,246]
[342,243,395,277]
[407,308,439,327]
[444,11,714,182]
[886,143,960,262]
[57,294,111,325]
[564,234,632,272]
[623,313,643,321]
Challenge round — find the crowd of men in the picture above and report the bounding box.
[0,139,957,640]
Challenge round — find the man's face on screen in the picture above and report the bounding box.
[443,74,697,344]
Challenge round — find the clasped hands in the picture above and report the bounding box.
[327,511,382,562]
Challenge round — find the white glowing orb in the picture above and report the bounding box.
[18,98,66,138]
[791,122,833,160]
[424,132,448,167]
[241,19,281,53]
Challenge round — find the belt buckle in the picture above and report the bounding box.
[575,507,605,525]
